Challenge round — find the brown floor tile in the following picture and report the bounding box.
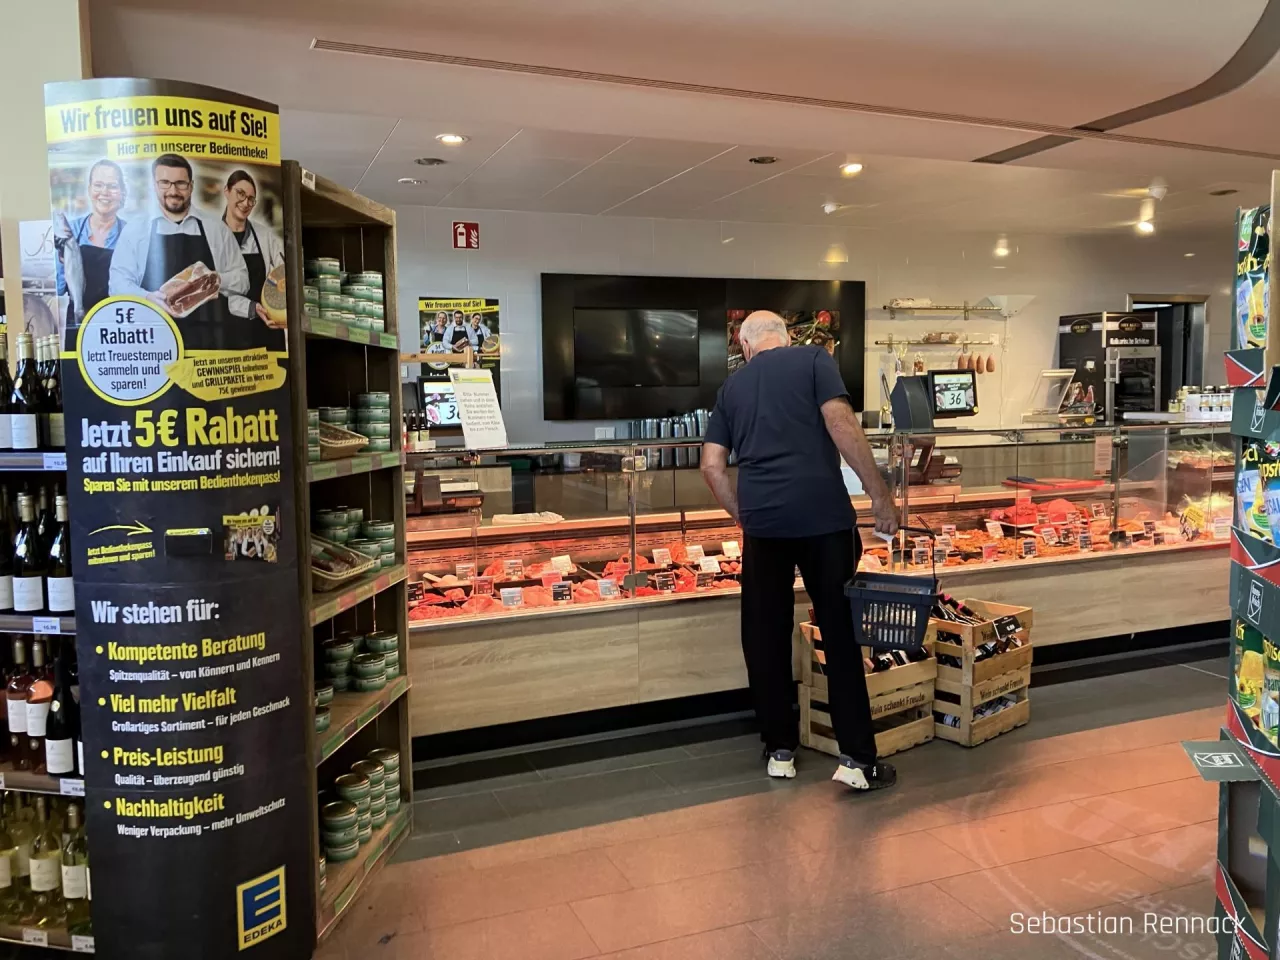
[933,847,1166,926]
[929,800,1135,868]
[411,848,632,930]
[749,880,994,959]
[603,815,815,887]
[1100,822,1219,886]
[571,830,976,953]
[593,924,777,960]
[369,904,601,960]
[787,789,966,849]
[940,760,1118,822]
[1074,777,1218,835]
[1051,742,1203,795]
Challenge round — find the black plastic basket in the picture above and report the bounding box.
[845,525,938,652]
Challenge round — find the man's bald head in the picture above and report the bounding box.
[739,311,789,361]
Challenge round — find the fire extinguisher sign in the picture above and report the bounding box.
[452,221,480,249]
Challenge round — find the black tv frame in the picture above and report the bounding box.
[541,273,865,420]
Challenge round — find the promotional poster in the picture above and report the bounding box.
[726,308,840,372]
[1235,205,1271,351]
[45,78,311,958]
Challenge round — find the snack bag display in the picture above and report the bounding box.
[1234,205,1271,349]
[1239,440,1271,541]
[1237,618,1266,726]
[1266,634,1280,744]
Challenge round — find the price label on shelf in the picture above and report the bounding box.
[72,936,95,954]
[1213,516,1232,540]
[936,534,952,551]
[598,579,618,599]
[1065,511,1081,525]
[1078,531,1093,551]
[652,548,672,567]
[1020,538,1038,559]
[696,570,715,588]
[32,617,61,635]
[551,582,572,603]
[722,541,741,559]
[984,520,1004,539]
[982,543,1000,563]
[1035,512,1049,527]
[455,562,477,580]
[1037,526,1058,545]
[941,524,957,537]
[550,555,574,574]
[1152,531,1165,546]
[1091,501,1111,519]
[499,587,523,608]
[652,572,675,593]
[502,559,524,580]
[1143,520,1157,538]
[42,453,67,471]
[933,546,948,564]
[473,576,495,597]
[60,778,85,797]
[22,929,48,947]
[698,556,721,573]
[911,547,929,565]
[685,544,705,561]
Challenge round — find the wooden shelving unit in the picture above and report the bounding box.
[282,163,412,950]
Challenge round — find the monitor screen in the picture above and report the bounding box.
[420,381,461,427]
[930,370,977,418]
[572,308,699,388]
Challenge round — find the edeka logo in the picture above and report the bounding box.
[1253,392,1267,433]
[236,866,286,950]
[1248,580,1264,625]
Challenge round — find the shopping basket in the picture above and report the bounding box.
[845,525,937,653]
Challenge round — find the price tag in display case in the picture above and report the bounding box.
[685,544,705,562]
[598,579,619,599]
[933,546,948,564]
[1143,520,1157,539]
[1078,531,1093,551]
[982,543,1000,563]
[695,571,716,588]
[551,582,572,603]
[698,556,721,573]
[1152,531,1165,546]
[940,523,957,537]
[32,617,61,635]
[936,534,953,552]
[499,587,524,608]
[503,559,524,580]
[1213,516,1232,540]
[1035,512,1049,527]
[1065,510,1081,525]
[652,547,672,567]
[550,555,574,574]
[456,562,477,580]
[22,930,48,947]
[912,547,929,565]
[1037,526,1058,545]
[1092,501,1111,519]
[473,576,495,596]
[1020,538,1038,559]
[540,573,562,589]
[984,520,1004,539]
[42,453,66,471]
[994,615,1022,641]
[722,541,741,559]
[72,936,95,954]
[653,571,676,593]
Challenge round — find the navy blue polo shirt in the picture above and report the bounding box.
[704,345,855,538]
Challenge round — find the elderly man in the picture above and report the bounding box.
[701,311,899,791]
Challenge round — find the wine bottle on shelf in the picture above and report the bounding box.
[45,642,78,777]
[0,799,20,923]
[10,334,42,451]
[13,494,46,614]
[41,338,63,451]
[25,640,51,773]
[0,334,12,452]
[26,796,62,928]
[46,496,72,615]
[6,639,31,770]
[62,803,88,935]
[0,495,14,615]
[7,794,33,907]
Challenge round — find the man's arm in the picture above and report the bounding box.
[821,397,898,536]
[699,442,739,525]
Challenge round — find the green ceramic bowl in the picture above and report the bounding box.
[355,674,387,693]
[345,507,364,524]
[330,674,353,692]
[368,318,386,332]
[314,258,343,275]
[307,409,320,426]
[368,747,399,772]
[304,286,319,304]
[319,308,343,322]
[326,839,360,862]
[304,303,320,319]
[324,661,352,681]
[362,521,396,540]
[357,825,372,845]
[347,539,382,560]
[315,683,334,707]
[334,773,370,803]
[369,791,387,812]
[378,554,396,569]
[308,447,321,462]
[370,807,387,829]
[315,708,330,733]
[323,822,358,846]
[356,392,392,409]
[384,664,400,681]
[355,422,391,439]
[351,271,383,288]
[351,654,386,680]
[322,638,356,662]
[355,796,371,816]
[375,539,397,555]
[342,284,376,300]
[383,652,400,670]
[355,406,391,423]
[385,796,401,815]
[315,276,342,293]
[363,303,385,320]
[325,526,351,544]
[351,759,385,788]
[321,800,358,830]
[318,407,352,424]
[315,509,348,527]
[364,632,398,654]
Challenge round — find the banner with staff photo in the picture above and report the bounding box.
[45,78,311,959]
[418,297,501,424]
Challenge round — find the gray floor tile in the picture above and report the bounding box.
[492,765,676,818]
[414,766,544,800]
[529,744,693,780]
[413,790,510,833]
[682,732,764,757]
[391,829,462,863]
[650,745,770,791]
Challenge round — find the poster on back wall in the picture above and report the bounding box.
[45,78,311,959]
[418,297,501,426]
[726,308,840,373]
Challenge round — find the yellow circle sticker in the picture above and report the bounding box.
[76,296,184,406]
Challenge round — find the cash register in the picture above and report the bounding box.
[889,369,978,486]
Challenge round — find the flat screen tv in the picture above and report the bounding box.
[572,308,700,388]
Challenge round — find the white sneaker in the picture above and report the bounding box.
[766,749,797,779]
[832,755,897,791]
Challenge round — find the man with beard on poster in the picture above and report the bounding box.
[109,153,254,350]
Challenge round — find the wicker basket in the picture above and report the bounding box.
[311,535,378,592]
[319,422,368,460]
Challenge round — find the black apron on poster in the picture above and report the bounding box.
[140,216,228,352]
[67,217,117,329]
[233,221,285,353]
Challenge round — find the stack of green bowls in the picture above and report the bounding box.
[322,636,356,691]
[354,393,392,453]
[306,409,320,461]
[369,748,401,815]
[360,518,397,568]
[350,760,385,842]
[322,799,359,863]
[351,653,386,692]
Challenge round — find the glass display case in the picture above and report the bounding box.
[403,422,1234,629]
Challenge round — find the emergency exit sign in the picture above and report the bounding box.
[452,221,479,249]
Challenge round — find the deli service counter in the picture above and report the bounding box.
[405,424,1233,737]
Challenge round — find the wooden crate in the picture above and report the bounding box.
[798,621,938,698]
[930,599,1033,688]
[800,684,934,759]
[934,684,1031,746]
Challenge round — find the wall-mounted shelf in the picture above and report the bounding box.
[883,303,1003,320]
[875,335,1000,348]
[883,295,1035,320]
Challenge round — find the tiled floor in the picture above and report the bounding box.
[319,655,1229,960]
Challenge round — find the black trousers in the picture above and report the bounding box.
[741,528,877,766]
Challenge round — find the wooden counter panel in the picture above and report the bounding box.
[409,609,640,735]
[637,596,747,701]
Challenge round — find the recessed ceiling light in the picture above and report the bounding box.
[748,155,778,165]
[821,202,843,215]
[721,236,735,244]
[435,133,468,145]
[993,234,1010,258]
[1209,188,1238,196]
[1184,252,1196,258]
[839,162,864,177]
[1135,220,1155,235]
[992,265,1007,270]
[414,157,447,166]
[398,177,429,185]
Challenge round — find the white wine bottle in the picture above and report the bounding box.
[26,796,62,928]
[62,804,88,935]
[46,496,72,614]
[7,794,33,908]
[12,494,45,614]
[0,798,21,923]
[9,334,41,452]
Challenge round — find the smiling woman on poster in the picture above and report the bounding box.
[222,169,286,350]
[108,152,254,350]
[55,158,127,325]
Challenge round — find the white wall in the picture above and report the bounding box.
[394,205,1235,443]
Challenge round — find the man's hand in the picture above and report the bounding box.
[872,498,899,537]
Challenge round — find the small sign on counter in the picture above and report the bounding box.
[1078,531,1093,551]
[982,543,1000,562]
[551,582,572,603]
[449,367,507,449]
[550,555,574,574]
[598,579,619,599]
[456,562,477,580]
[503,559,524,580]
[1020,538,1038,558]
[652,547,672,567]
[686,544,705,561]
[473,576,495,596]
[722,541,741,559]
[698,556,721,573]
[500,587,524,608]
[984,520,1004,539]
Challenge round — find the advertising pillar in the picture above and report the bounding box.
[44,78,312,958]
